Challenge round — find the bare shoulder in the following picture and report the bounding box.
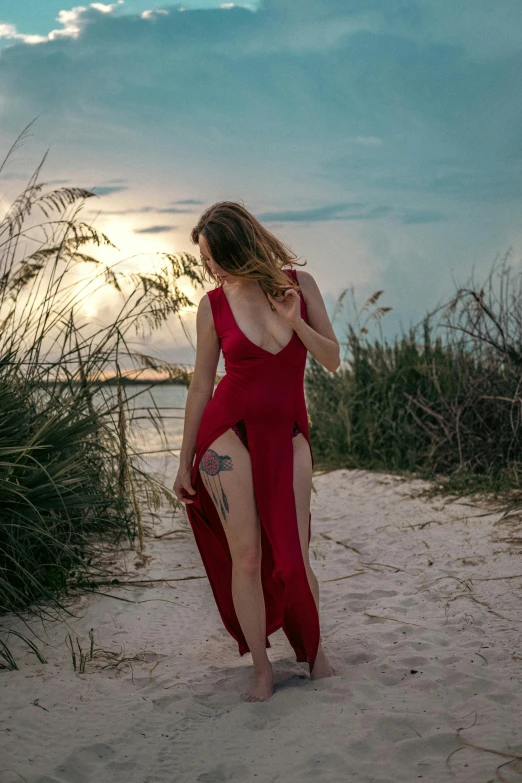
[294,269,316,285]
[199,291,218,314]
[294,269,321,299]
[193,292,220,386]
[198,291,212,312]
[197,292,216,333]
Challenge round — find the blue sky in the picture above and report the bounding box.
[1,1,521,365]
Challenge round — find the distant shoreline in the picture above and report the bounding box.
[37,378,191,387]
[93,378,190,386]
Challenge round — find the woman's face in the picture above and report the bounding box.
[198,234,230,282]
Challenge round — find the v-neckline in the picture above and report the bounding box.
[220,284,296,357]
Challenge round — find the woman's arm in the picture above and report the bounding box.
[268,270,341,372]
[174,294,220,503]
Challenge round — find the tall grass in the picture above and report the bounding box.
[0,122,204,618]
[306,250,522,506]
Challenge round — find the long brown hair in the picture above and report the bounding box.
[190,201,307,300]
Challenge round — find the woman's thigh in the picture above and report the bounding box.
[199,428,261,564]
[292,433,314,568]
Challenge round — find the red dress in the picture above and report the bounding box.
[185,268,320,671]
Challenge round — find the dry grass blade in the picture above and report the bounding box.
[446,593,512,621]
[92,576,206,586]
[364,613,427,628]
[446,711,522,781]
[359,560,405,572]
[320,569,369,583]
[319,531,361,554]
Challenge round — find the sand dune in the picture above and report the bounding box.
[1,468,521,783]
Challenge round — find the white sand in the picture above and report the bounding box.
[1,468,522,783]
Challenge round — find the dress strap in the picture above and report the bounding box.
[284,267,300,291]
[284,268,308,322]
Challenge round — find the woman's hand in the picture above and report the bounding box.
[267,287,302,328]
[173,467,196,505]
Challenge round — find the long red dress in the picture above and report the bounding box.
[185,268,320,671]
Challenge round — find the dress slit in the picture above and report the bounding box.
[231,418,249,450]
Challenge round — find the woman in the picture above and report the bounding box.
[173,201,340,702]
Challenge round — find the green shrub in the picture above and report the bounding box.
[306,252,522,500]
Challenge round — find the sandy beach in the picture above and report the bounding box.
[1,467,521,783]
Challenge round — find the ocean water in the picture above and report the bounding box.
[92,383,189,488]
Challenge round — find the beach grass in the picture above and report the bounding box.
[0,123,205,622]
[306,249,522,518]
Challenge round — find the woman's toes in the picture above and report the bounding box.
[243,666,274,701]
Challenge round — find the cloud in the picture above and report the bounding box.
[0,170,35,181]
[413,0,522,60]
[0,3,126,47]
[0,0,513,218]
[91,205,200,215]
[401,209,445,225]
[0,22,48,47]
[347,137,384,147]
[0,1,519,212]
[427,165,522,203]
[258,203,392,223]
[134,224,175,234]
[90,185,128,196]
[259,202,445,225]
[140,9,170,22]
[0,1,519,221]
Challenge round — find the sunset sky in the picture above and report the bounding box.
[1,1,521,366]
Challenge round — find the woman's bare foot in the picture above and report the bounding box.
[310,642,335,680]
[244,663,274,702]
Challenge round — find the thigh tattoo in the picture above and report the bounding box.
[199,447,234,522]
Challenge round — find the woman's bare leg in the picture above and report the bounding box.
[199,427,273,701]
[292,432,335,680]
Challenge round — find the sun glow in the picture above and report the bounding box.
[73,215,201,321]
